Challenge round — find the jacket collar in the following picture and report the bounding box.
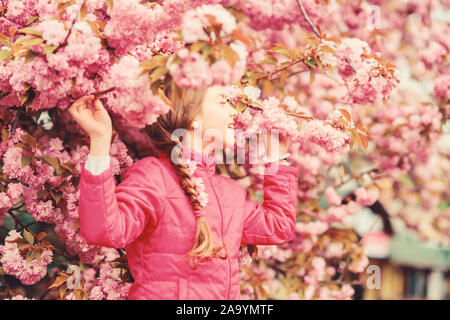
[158,145,217,175]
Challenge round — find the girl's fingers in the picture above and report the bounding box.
[93,98,104,111]
[69,95,94,114]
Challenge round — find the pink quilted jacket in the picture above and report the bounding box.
[78,145,299,300]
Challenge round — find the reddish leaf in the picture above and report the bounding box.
[338,108,352,122]
[48,274,69,289]
[360,133,368,151]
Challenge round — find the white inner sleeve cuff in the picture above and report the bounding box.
[85,154,111,175]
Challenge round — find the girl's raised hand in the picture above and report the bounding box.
[68,95,112,140]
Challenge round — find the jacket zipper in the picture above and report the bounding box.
[207,174,231,299]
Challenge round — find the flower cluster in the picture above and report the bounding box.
[102,55,171,128]
[0,230,53,285]
[226,85,352,152]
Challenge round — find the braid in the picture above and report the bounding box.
[169,135,226,269]
[144,87,226,270]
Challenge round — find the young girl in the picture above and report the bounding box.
[68,85,299,300]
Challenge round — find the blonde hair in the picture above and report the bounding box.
[145,88,227,269]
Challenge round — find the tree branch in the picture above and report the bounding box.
[296,0,320,38]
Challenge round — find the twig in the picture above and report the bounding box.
[16,221,36,232]
[296,0,320,38]
[91,87,115,98]
[335,167,380,189]
[258,59,304,81]
[296,1,357,73]
[6,210,34,238]
[345,58,357,73]
[10,107,21,137]
[53,0,87,55]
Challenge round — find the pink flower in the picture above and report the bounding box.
[419,41,447,69]
[295,221,328,236]
[348,254,369,273]
[434,74,449,101]
[191,177,209,208]
[354,187,379,206]
[103,55,171,128]
[336,37,371,77]
[324,242,345,258]
[299,120,351,152]
[37,19,67,46]
[324,186,342,206]
[346,58,400,104]
[0,230,53,285]
[168,49,212,88]
[181,4,237,43]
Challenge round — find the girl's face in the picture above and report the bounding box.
[192,85,237,152]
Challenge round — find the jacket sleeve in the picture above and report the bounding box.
[78,157,166,248]
[241,163,299,245]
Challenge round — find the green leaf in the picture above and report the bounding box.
[59,284,68,298]
[21,134,37,147]
[48,274,69,289]
[24,50,38,63]
[309,67,315,85]
[202,45,211,58]
[61,161,75,173]
[14,36,29,45]
[50,190,63,205]
[140,55,168,72]
[222,45,239,68]
[190,41,206,53]
[305,58,315,68]
[268,47,290,56]
[42,156,61,175]
[17,242,30,250]
[57,0,76,13]
[18,92,29,105]
[23,229,35,245]
[320,45,336,55]
[21,37,44,47]
[262,79,272,95]
[21,156,32,168]
[0,49,12,61]
[80,2,87,20]
[19,27,43,37]
[26,16,39,26]
[44,44,57,59]
[26,250,34,263]
[34,248,43,262]
[280,70,287,84]
[235,102,247,113]
[85,20,103,38]
[106,0,114,10]
[15,142,33,152]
